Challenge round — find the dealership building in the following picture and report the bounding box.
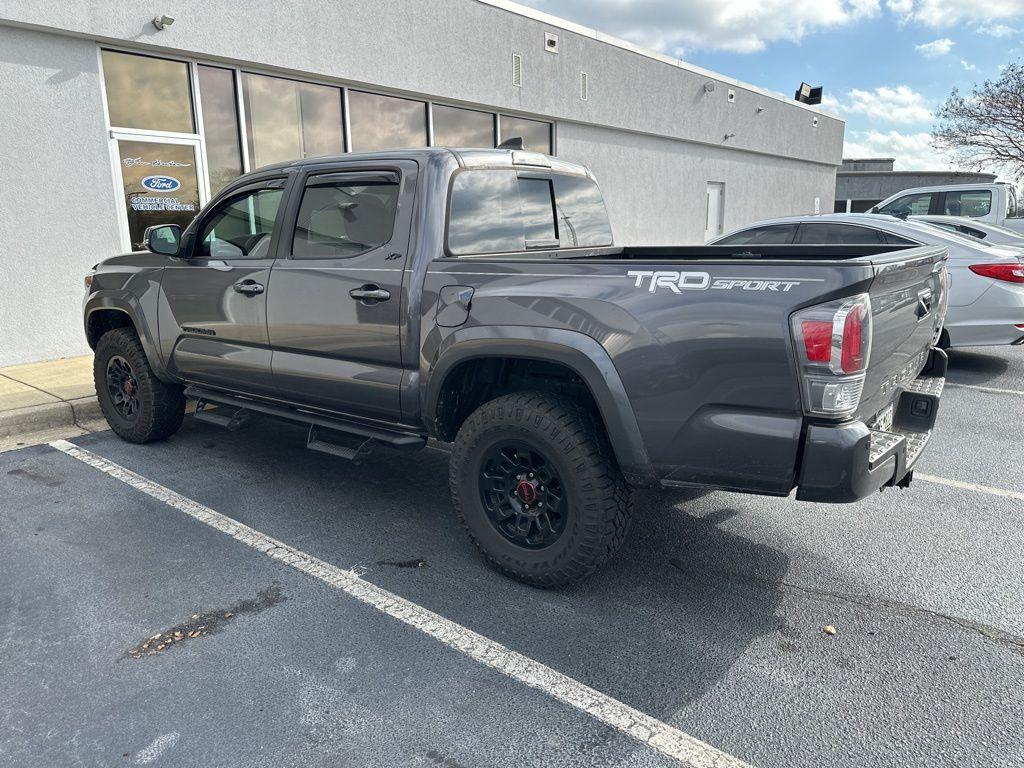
[0,0,843,366]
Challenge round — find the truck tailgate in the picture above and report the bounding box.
[857,246,948,425]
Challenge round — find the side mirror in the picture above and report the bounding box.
[869,206,879,213]
[144,224,181,256]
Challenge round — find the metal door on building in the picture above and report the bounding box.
[109,132,208,251]
[705,181,725,242]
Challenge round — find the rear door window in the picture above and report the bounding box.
[292,172,400,259]
[796,223,882,244]
[714,224,796,245]
[877,193,934,216]
[942,190,992,218]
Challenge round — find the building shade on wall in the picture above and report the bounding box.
[0,0,842,366]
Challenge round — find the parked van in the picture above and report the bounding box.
[871,183,1024,232]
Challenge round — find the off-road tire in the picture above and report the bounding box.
[94,327,185,443]
[449,391,632,587]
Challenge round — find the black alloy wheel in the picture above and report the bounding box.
[105,355,140,421]
[478,440,567,549]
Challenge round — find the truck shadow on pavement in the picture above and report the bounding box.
[93,416,792,729]
[944,348,1010,385]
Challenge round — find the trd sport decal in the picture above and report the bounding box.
[627,270,811,293]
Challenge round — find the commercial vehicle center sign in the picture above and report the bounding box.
[116,140,200,247]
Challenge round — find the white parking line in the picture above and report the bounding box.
[916,472,1024,503]
[946,382,1024,397]
[48,439,751,768]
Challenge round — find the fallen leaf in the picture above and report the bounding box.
[823,625,837,636]
[150,634,161,640]
[224,613,233,618]
[192,614,199,619]
[188,630,201,638]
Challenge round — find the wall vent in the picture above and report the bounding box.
[580,72,588,101]
[512,53,523,87]
[544,32,559,53]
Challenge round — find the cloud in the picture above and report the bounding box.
[887,0,1024,28]
[914,37,955,56]
[960,59,977,70]
[830,85,934,124]
[977,22,1019,36]
[518,0,880,54]
[843,130,954,170]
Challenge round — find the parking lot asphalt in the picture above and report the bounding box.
[2,346,1022,768]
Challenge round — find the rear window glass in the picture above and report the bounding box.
[715,224,796,245]
[797,223,881,244]
[553,174,613,247]
[447,170,611,255]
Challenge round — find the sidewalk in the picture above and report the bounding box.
[0,355,105,449]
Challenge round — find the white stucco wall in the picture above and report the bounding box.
[0,26,120,366]
[558,123,837,245]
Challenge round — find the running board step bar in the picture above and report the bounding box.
[185,386,426,457]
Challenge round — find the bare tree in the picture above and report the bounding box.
[933,62,1024,179]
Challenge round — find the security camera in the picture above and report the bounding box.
[703,81,716,93]
[152,14,175,30]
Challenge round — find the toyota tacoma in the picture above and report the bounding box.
[84,146,949,586]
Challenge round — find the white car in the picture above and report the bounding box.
[711,213,1024,347]
[910,215,1024,247]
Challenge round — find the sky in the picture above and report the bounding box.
[515,0,1024,173]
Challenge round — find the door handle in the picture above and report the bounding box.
[233,279,265,296]
[349,285,391,303]
[916,288,933,318]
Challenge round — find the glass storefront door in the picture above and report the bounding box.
[112,135,205,250]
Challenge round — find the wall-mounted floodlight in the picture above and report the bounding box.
[794,82,823,105]
[152,14,175,30]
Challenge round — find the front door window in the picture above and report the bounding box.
[116,140,201,249]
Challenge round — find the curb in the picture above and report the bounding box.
[0,396,103,439]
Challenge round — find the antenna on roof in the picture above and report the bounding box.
[497,137,525,150]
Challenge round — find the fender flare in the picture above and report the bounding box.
[84,293,170,381]
[424,326,655,485]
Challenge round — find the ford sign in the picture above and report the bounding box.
[141,175,182,192]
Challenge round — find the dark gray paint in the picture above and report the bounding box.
[83,148,947,500]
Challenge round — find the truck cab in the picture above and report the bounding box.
[872,182,1024,232]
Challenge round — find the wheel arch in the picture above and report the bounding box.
[84,294,170,381]
[425,326,654,485]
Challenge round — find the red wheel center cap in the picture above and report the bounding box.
[124,379,136,396]
[516,480,539,504]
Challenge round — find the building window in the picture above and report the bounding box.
[432,104,496,148]
[242,73,344,168]
[348,91,428,152]
[499,115,552,154]
[101,50,194,133]
[197,66,243,195]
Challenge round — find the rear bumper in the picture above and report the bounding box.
[795,349,946,504]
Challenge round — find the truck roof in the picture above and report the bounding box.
[250,147,593,178]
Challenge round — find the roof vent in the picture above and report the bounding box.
[512,53,523,87]
[544,32,559,53]
[580,72,588,101]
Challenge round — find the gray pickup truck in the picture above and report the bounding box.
[84,147,949,586]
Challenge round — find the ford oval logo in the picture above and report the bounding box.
[141,175,182,192]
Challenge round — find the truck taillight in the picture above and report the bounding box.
[790,294,872,417]
[969,263,1024,283]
